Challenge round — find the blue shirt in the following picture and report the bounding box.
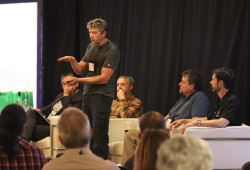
[169,91,210,122]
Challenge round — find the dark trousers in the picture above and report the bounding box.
[22,109,50,142]
[83,94,112,159]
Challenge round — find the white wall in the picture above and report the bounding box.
[0,2,37,107]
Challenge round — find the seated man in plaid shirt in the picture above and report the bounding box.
[110,76,143,118]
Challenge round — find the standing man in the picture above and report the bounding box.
[110,76,143,118]
[58,18,120,159]
[170,67,244,130]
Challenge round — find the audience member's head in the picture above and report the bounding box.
[139,111,166,133]
[182,69,202,91]
[0,104,27,159]
[135,129,169,170]
[44,108,118,170]
[212,67,234,90]
[156,136,212,170]
[57,107,90,148]
[122,111,166,168]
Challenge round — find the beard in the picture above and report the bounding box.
[91,39,100,45]
[212,86,220,92]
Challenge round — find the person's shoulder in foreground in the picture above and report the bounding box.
[43,148,118,170]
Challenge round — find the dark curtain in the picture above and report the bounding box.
[42,0,250,125]
[0,0,35,3]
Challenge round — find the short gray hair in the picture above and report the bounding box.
[87,18,107,33]
[57,107,90,148]
[156,136,212,170]
[118,76,135,86]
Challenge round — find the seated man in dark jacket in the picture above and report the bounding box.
[22,72,83,141]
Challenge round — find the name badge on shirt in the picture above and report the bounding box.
[88,59,95,72]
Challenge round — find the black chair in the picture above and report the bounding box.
[242,161,250,170]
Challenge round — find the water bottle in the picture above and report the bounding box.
[16,91,22,106]
[23,91,29,111]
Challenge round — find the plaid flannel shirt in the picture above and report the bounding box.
[0,138,46,170]
[110,96,143,118]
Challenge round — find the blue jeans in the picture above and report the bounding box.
[83,94,112,159]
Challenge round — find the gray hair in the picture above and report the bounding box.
[57,107,90,148]
[118,76,135,86]
[156,136,212,170]
[87,18,107,33]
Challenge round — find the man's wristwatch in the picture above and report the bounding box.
[197,120,202,126]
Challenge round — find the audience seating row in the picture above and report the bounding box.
[33,117,139,161]
[33,116,250,169]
